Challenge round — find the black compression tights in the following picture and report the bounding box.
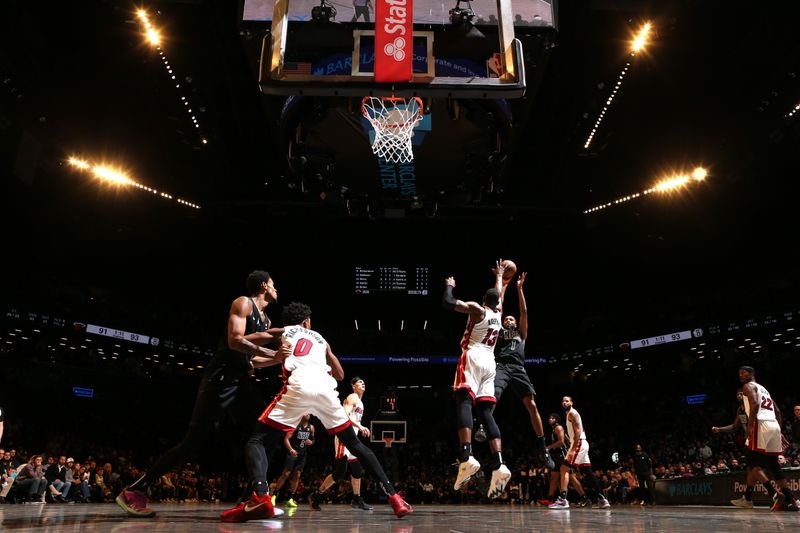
[335,426,395,496]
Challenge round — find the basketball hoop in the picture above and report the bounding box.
[383,436,394,448]
[361,96,424,164]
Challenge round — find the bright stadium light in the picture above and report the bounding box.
[66,156,201,209]
[692,167,707,180]
[67,157,91,170]
[584,22,654,150]
[584,166,708,214]
[631,22,652,54]
[92,165,133,186]
[136,7,207,147]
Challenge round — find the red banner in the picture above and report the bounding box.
[375,0,413,82]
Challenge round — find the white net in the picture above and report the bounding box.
[361,97,424,164]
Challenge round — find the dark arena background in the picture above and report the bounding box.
[2,0,800,531]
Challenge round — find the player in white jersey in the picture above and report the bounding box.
[220,303,412,522]
[739,366,799,511]
[549,396,610,509]
[442,261,511,499]
[308,376,374,511]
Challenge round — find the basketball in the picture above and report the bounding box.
[501,259,517,282]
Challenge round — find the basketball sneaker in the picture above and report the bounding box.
[453,456,481,491]
[220,491,276,522]
[487,464,511,499]
[730,496,753,508]
[351,495,373,510]
[592,496,611,509]
[537,447,556,470]
[115,488,155,518]
[538,498,553,506]
[285,498,297,508]
[308,491,322,511]
[548,496,569,509]
[574,496,591,508]
[388,493,413,518]
[270,494,277,506]
[771,492,785,511]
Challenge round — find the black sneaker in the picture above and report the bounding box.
[351,495,373,510]
[308,491,322,511]
[538,447,556,470]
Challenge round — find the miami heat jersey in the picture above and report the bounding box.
[565,408,587,442]
[461,308,502,353]
[282,325,330,378]
[744,382,778,422]
[349,396,364,426]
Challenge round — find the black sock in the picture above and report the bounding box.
[537,436,547,449]
[459,443,472,463]
[254,481,269,497]
[559,490,567,499]
[127,475,148,492]
[764,482,777,497]
[745,486,754,501]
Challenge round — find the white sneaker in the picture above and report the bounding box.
[548,496,569,509]
[453,456,481,491]
[487,464,511,499]
[592,497,610,509]
[731,496,753,509]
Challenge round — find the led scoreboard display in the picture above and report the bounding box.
[354,266,429,295]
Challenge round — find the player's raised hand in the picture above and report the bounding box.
[492,259,506,278]
[445,276,456,288]
[517,272,527,288]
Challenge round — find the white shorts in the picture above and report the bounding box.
[747,419,783,455]
[260,372,350,434]
[453,347,496,403]
[334,428,359,462]
[566,439,591,467]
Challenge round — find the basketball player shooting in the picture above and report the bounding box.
[495,267,555,470]
[442,260,511,499]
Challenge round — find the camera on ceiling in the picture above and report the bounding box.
[311,1,336,22]
[449,1,475,25]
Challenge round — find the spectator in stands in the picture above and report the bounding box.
[15,455,48,502]
[0,406,4,444]
[44,455,69,502]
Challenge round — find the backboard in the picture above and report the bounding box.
[245,0,557,98]
[370,420,407,444]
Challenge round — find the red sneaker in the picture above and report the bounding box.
[220,492,275,522]
[388,493,413,518]
[115,489,156,518]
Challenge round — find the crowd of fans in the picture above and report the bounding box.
[2,398,798,506]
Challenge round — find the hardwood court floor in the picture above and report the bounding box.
[1,502,797,532]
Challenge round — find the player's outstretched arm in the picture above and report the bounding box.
[442,277,485,320]
[517,272,528,341]
[326,344,345,381]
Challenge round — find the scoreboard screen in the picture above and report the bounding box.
[354,266,429,295]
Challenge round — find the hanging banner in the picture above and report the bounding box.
[375,0,413,82]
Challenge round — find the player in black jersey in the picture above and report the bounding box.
[116,270,283,518]
[271,414,315,507]
[540,414,590,507]
[494,271,554,470]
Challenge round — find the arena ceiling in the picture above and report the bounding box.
[2,0,799,347]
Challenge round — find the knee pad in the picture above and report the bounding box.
[349,461,364,479]
[475,401,500,439]
[455,389,474,430]
[333,458,349,482]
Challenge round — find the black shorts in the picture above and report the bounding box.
[494,362,536,401]
[283,453,307,472]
